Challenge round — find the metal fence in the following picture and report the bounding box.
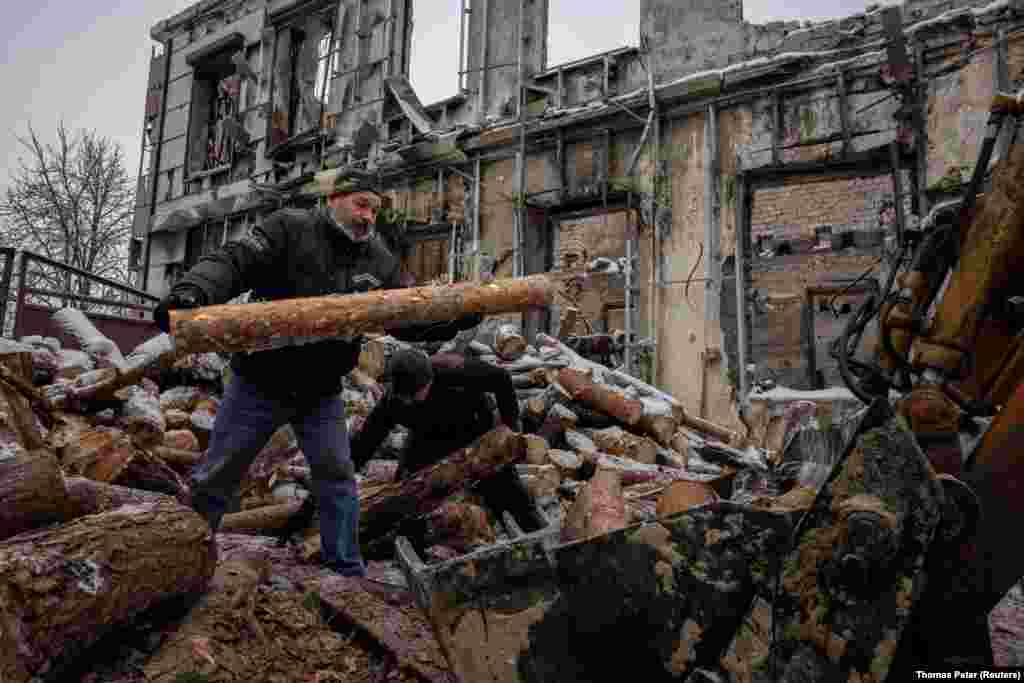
[6,250,160,351]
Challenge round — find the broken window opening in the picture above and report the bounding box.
[271,7,339,147]
[187,44,245,178]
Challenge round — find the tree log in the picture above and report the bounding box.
[637,413,678,447]
[151,445,203,468]
[557,368,643,426]
[220,500,305,534]
[51,307,127,370]
[60,427,136,483]
[63,476,171,517]
[304,428,527,562]
[168,274,560,355]
[360,427,526,539]
[560,467,627,543]
[0,499,216,683]
[494,324,527,361]
[115,456,189,499]
[584,426,658,465]
[0,354,46,455]
[680,411,741,446]
[539,333,683,407]
[0,450,68,541]
[655,480,719,518]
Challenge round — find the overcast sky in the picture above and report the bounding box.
[0,0,888,192]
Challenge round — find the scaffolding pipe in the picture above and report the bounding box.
[735,174,750,404]
[472,156,482,277]
[703,103,720,324]
[458,0,467,92]
[476,0,489,123]
[515,0,526,279]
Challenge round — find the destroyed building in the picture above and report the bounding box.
[134,0,1024,437]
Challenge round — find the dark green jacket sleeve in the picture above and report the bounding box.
[176,211,291,304]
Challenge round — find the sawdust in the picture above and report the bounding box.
[134,559,413,683]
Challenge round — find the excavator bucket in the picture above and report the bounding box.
[397,400,946,682]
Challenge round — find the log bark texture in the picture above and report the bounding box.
[560,467,627,543]
[169,274,559,355]
[557,368,643,426]
[304,427,527,563]
[494,325,527,361]
[60,427,136,483]
[655,480,719,518]
[584,426,658,465]
[0,499,216,683]
[0,450,68,541]
[637,413,678,447]
[0,353,46,456]
[63,476,172,517]
[361,427,526,540]
[220,500,305,534]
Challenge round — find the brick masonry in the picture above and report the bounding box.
[750,172,913,244]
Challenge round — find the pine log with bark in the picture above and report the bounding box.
[304,427,527,561]
[557,367,643,426]
[637,413,678,447]
[0,450,69,541]
[114,454,189,499]
[63,476,172,516]
[584,426,659,465]
[0,353,47,457]
[494,325,527,361]
[220,500,306,534]
[0,499,216,683]
[168,274,559,355]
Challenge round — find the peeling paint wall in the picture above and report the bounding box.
[656,113,706,416]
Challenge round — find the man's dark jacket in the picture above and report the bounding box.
[174,208,468,397]
[351,356,520,471]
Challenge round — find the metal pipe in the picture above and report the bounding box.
[515,0,526,279]
[458,0,467,92]
[476,0,489,123]
[141,38,173,295]
[353,0,364,102]
[735,175,750,404]
[0,248,15,335]
[384,0,395,79]
[472,156,482,276]
[704,103,720,324]
[12,251,29,339]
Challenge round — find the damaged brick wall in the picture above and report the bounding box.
[750,174,907,245]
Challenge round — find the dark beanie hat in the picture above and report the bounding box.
[388,349,434,397]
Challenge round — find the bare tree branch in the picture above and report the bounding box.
[0,123,136,312]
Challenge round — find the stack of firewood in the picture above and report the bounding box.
[0,276,779,681]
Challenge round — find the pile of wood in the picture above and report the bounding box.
[0,275,776,682]
[0,324,225,683]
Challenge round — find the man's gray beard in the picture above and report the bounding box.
[324,208,374,243]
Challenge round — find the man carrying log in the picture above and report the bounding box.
[351,349,541,529]
[152,168,480,577]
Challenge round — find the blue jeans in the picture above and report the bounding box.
[189,376,365,576]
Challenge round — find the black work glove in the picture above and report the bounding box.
[153,285,207,333]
